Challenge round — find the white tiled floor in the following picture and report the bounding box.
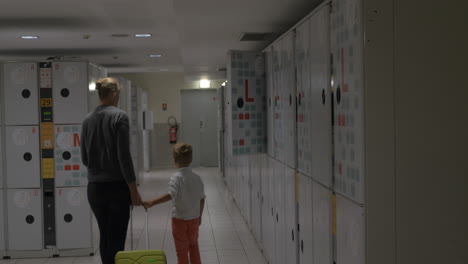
[0,167,267,264]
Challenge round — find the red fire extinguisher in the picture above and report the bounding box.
[168,116,178,144]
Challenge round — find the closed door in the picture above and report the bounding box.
[181,89,219,167]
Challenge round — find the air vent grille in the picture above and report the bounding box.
[239,32,273,41]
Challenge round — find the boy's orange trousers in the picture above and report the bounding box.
[172,217,201,264]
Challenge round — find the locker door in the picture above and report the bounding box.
[53,62,88,124]
[285,167,298,264]
[272,44,282,160]
[0,190,4,251]
[262,156,275,263]
[296,19,312,177]
[0,129,3,189]
[7,189,43,250]
[336,195,365,264]
[55,125,87,187]
[3,63,39,125]
[251,154,262,240]
[331,0,365,204]
[312,181,333,264]
[56,187,92,249]
[266,48,275,157]
[274,161,286,264]
[299,174,313,264]
[310,6,333,188]
[267,157,277,263]
[5,126,40,188]
[245,156,251,224]
[280,32,296,169]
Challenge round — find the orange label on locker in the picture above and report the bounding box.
[41,122,54,149]
[42,158,54,178]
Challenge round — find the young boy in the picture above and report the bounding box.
[143,143,205,264]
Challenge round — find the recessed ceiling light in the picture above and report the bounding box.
[21,35,39,39]
[135,34,152,38]
[149,54,162,58]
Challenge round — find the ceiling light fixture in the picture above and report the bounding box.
[135,34,152,38]
[200,79,210,88]
[149,54,162,58]
[21,35,39,39]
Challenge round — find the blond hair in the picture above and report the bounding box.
[96,78,120,100]
[173,143,193,166]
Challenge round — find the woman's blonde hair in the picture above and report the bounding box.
[96,78,120,100]
[173,143,193,166]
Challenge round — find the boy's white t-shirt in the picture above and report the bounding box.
[168,167,205,220]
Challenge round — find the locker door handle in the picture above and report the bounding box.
[301,240,304,253]
[271,208,273,216]
[276,213,278,222]
[292,230,294,241]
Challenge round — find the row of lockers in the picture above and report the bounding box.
[0,188,92,252]
[225,154,365,264]
[0,125,86,189]
[0,62,93,125]
[263,0,364,205]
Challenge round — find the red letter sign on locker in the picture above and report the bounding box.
[54,125,87,187]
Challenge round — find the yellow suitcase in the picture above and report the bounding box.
[115,208,166,264]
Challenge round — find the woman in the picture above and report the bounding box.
[81,77,142,264]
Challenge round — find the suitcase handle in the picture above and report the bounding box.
[130,206,150,250]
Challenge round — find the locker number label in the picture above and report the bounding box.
[41,98,52,107]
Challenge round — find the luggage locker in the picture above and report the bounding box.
[285,167,297,264]
[332,0,365,205]
[336,195,365,264]
[280,32,296,169]
[3,62,39,125]
[56,187,91,249]
[310,5,333,188]
[312,181,333,264]
[296,19,312,177]
[299,174,313,264]
[261,156,275,263]
[5,126,40,188]
[52,62,88,124]
[54,125,87,187]
[0,190,4,252]
[274,161,286,264]
[272,43,282,160]
[265,48,275,157]
[7,189,43,250]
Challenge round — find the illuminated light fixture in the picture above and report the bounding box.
[200,79,210,88]
[135,34,152,38]
[221,80,227,87]
[149,54,162,58]
[89,83,96,91]
[21,35,39,39]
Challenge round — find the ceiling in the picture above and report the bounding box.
[0,0,323,82]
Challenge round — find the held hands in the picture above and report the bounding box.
[142,200,155,209]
